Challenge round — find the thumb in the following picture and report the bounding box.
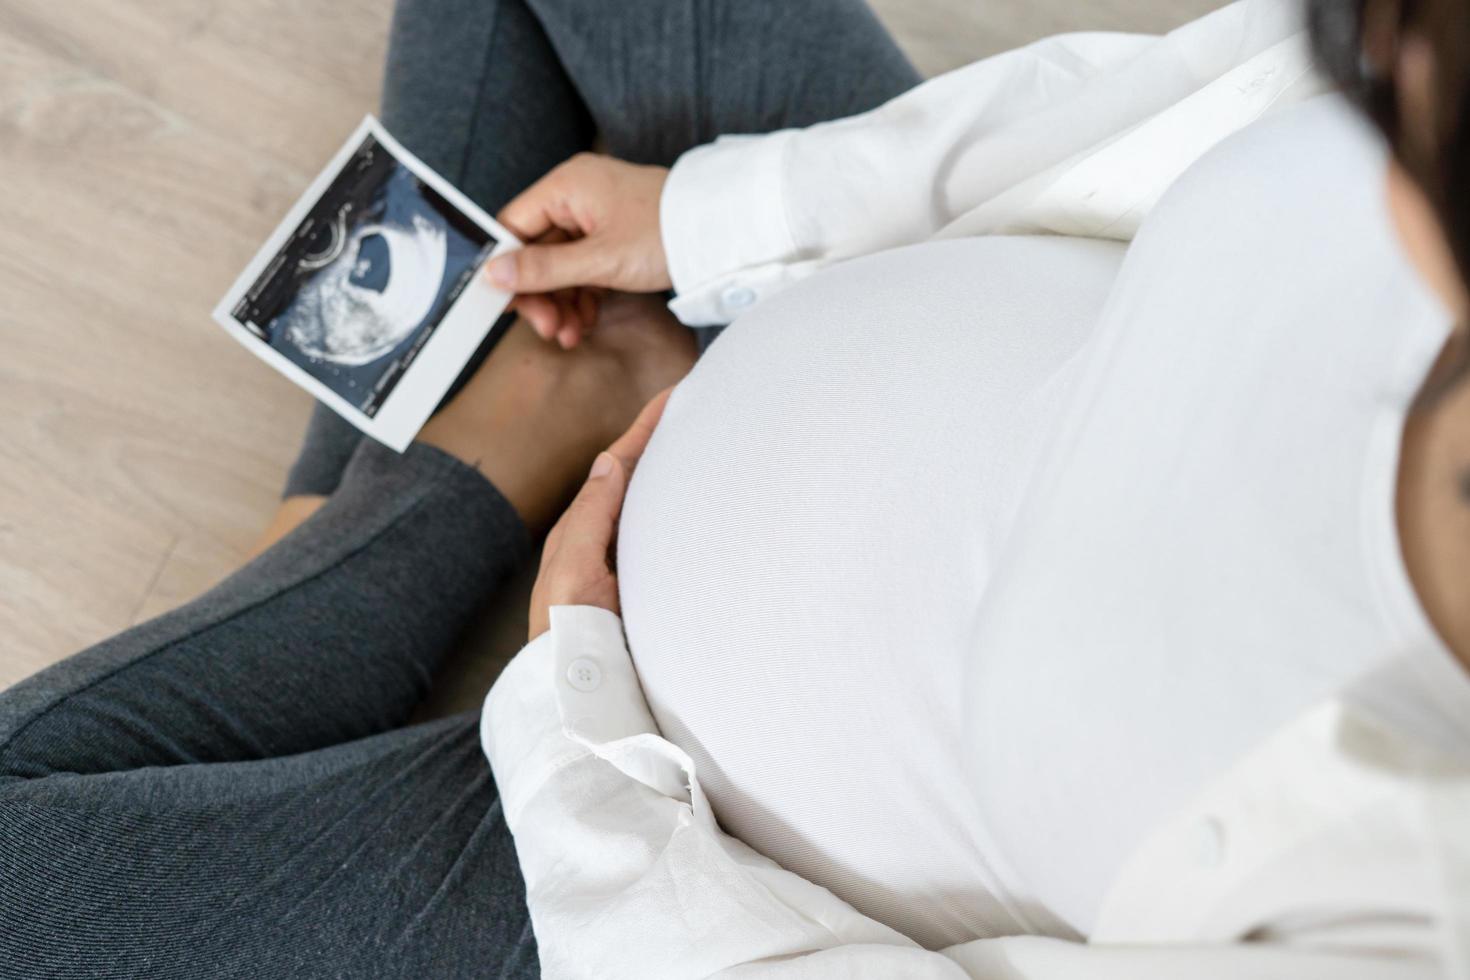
[559,451,628,564]
[486,238,613,294]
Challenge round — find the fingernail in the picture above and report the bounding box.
[589,452,614,479]
[487,254,516,289]
[557,327,578,349]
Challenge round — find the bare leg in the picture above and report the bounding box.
[247,496,328,559]
[418,294,696,530]
[251,293,694,555]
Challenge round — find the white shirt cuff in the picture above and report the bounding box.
[661,130,798,326]
[481,605,666,827]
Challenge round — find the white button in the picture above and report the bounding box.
[721,286,756,311]
[565,658,602,692]
[1192,817,1227,869]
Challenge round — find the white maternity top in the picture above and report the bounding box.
[614,95,1459,949]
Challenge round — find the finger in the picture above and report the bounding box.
[498,153,602,240]
[553,288,601,348]
[495,171,570,244]
[486,237,615,294]
[537,226,574,246]
[514,294,562,340]
[553,290,585,343]
[558,451,628,565]
[605,388,673,474]
[576,287,599,332]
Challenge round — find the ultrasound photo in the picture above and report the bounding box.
[215,117,518,450]
[229,134,497,418]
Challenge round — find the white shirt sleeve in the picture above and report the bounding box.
[659,0,1324,325]
[481,607,1439,980]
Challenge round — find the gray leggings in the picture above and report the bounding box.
[0,3,918,977]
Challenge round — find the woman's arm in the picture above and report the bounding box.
[486,0,1323,335]
[660,0,1320,324]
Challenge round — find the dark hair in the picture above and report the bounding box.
[1308,0,1470,281]
[1308,0,1399,128]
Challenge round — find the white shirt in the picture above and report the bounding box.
[615,91,1461,947]
[481,2,1470,976]
[619,231,1125,949]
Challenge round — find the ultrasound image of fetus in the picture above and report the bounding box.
[278,205,449,367]
[231,132,497,418]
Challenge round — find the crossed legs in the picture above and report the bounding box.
[0,3,918,976]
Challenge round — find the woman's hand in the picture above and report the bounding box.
[528,388,671,641]
[487,154,671,349]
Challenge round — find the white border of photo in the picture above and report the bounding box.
[212,115,521,452]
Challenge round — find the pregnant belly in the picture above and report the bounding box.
[615,236,1122,948]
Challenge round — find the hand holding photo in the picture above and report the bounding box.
[214,117,520,451]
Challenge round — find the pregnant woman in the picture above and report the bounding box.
[4,0,1469,978]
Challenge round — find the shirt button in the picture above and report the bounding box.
[721,286,756,311]
[1192,817,1227,869]
[565,658,602,693]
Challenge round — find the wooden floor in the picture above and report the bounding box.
[0,0,1220,689]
